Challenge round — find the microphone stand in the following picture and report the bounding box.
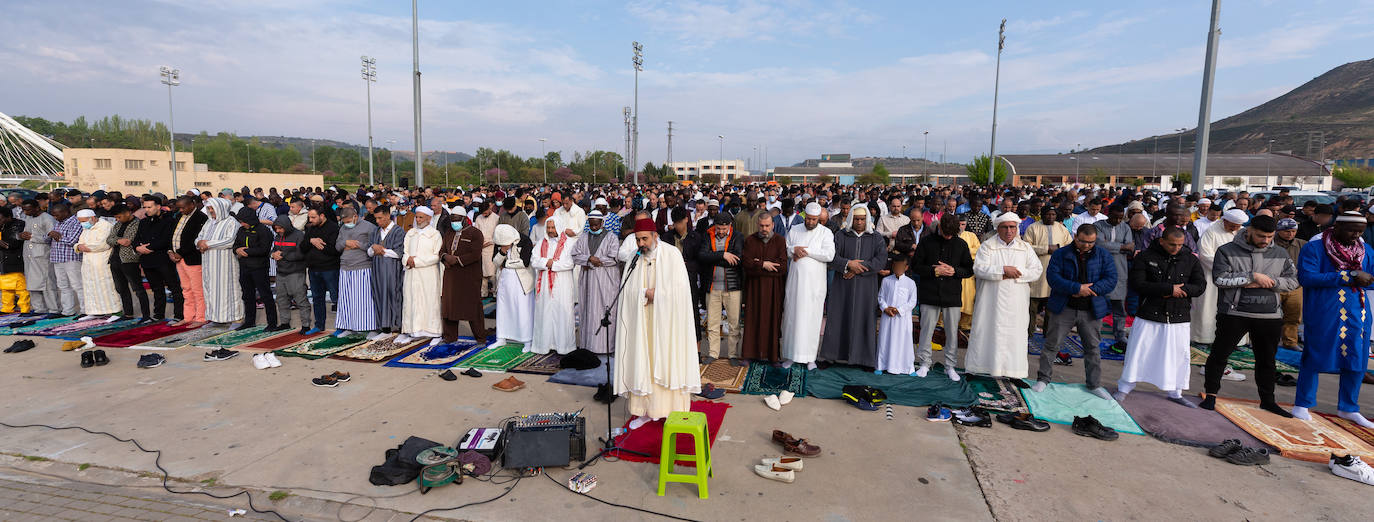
[580,248,650,468]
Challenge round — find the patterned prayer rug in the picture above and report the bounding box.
[56,318,145,339]
[964,374,1028,414]
[0,317,77,335]
[1213,397,1374,463]
[275,335,368,360]
[456,344,534,372]
[740,361,807,396]
[193,326,287,348]
[383,336,493,369]
[509,351,564,375]
[333,335,426,362]
[92,322,197,348]
[1189,346,1299,373]
[19,317,121,337]
[0,313,34,327]
[1316,412,1374,450]
[698,359,749,393]
[130,324,232,350]
[242,330,325,350]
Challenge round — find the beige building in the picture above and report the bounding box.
[63,148,323,193]
[667,159,749,183]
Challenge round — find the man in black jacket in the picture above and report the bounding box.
[911,214,974,379]
[272,215,310,333]
[233,207,282,331]
[697,212,744,365]
[300,208,340,334]
[169,196,208,326]
[136,195,184,321]
[1115,227,1206,407]
[0,211,28,313]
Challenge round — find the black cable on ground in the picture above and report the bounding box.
[405,475,521,522]
[541,471,702,522]
[0,420,291,521]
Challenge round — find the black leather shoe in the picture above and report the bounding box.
[92,350,110,366]
[80,351,95,368]
[1071,415,1118,441]
[996,412,1051,432]
[1209,439,1243,459]
[5,340,34,353]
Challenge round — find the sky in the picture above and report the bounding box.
[4,0,1374,169]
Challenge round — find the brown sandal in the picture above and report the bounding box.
[492,376,525,392]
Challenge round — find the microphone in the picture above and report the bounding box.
[626,248,643,273]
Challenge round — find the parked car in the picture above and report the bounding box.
[1253,190,1335,207]
[0,188,39,202]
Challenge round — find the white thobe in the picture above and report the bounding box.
[495,246,535,345]
[474,213,499,279]
[553,205,586,237]
[613,240,700,421]
[1192,221,1237,344]
[780,224,836,364]
[400,225,443,336]
[77,220,120,315]
[530,235,577,354]
[875,274,919,374]
[964,236,1043,378]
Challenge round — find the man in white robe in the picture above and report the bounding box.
[492,224,535,348]
[530,218,577,354]
[570,211,621,354]
[196,198,243,324]
[614,218,700,429]
[75,209,120,316]
[474,203,500,297]
[780,202,835,369]
[965,213,1044,378]
[397,207,443,344]
[1192,209,1247,345]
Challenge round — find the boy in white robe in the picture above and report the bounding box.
[875,255,919,375]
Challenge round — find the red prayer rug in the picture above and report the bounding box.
[607,400,730,467]
[241,331,325,350]
[92,322,198,348]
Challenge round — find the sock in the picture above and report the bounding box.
[1260,401,1294,418]
[628,416,650,430]
[806,362,817,370]
[1291,406,1311,420]
[945,367,961,382]
[915,365,930,378]
[1112,391,1128,402]
[1117,382,1137,395]
[1088,387,1113,401]
[1338,411,1374,429]
[781,360,794,369]
[1030,381,1047,393]
[1169,396,1199,408]
[873,369,883,375]
[1199,395,1216,410]
[1166,389,1182,399]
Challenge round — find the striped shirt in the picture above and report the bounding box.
[49,216,83,263]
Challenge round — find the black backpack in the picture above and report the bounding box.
[369,436,442,486]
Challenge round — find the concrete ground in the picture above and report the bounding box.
[0,319,1370,521]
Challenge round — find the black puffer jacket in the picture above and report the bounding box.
[697,227,743,292]
[0,218,25,274]
[233,207,273,271]
[911,232,973,307]
[1129,241,1205,324]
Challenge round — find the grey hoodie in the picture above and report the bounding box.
[271,215,307,274]
[1212,228,1298,319]
[335,218,378,271]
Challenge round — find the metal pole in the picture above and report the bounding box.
[311,139,316,173]
[411,0,424,186]
[365,57,375,186]
[1191,0,1221,194]
[989,19,1006,186]
[540,139,547,184]
[718,135,724,186]
[923,131,929,161]
[631,42,643,185]
[166,82,178,195]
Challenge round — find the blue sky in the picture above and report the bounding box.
[4,0,1373,169]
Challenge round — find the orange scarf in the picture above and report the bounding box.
[537,235,567,294]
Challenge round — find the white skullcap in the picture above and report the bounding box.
[450,206,466,216]
[993,212,1021,225]
[189,189,201,196]
[493,224,519,246]
[588,210,605,219]
[1198,198,1212,205]
[366,192,375,198]
[1222,209,1248,225]
[594,197,608,207]
[473,196,484,203]
[708,199,720,207]
[805,202,824,216]
[76,209,96,219]
[851,206,869,216]
[415,206,434,217]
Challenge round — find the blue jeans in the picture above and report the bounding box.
[308,269,339,330]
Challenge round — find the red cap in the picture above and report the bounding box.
[633,218,657,233]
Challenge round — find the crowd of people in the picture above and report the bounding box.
[2,182,1372,443]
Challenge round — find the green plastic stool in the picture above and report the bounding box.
[656,411,713,498]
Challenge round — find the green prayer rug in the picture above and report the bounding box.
[1189,346,1299,373]
[276,335,368,359]
[806,365,976,407]
[0,317,77,335]
[455,344,534,372]
[740,362,808,396]
[964,374,1029,414]
[193,325,285,348]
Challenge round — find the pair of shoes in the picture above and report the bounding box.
[1054,352,1073,366]
[251,353,282,369]
[136,353,165,368]
[763,390,794,410]
[926,403,952,422]
[438,369,457,381]
[4,340,35,353]
[699,355,717,365]
[492,376,525,392]
[952,407,993,427]
[1214,444,1270,465]
[696,383,725,400]
[754,456,803,483]
[1275,373,1298,386]
[995,412,1051,432]
[772,430,822,457]
[1330,454,1374,486]
[1071,416,1118,441]
[1199,365,1247,381]
[311,371,351,387]
[1109,341,1127,355]
[203,348,239,361]
[234,323,258,331]
[80,350,110,368]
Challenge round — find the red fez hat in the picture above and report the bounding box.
[633,218,657,233]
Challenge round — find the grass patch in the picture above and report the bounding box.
[201,477,217,486]
[23,455,49,462]
[78,463,90,471]
[268,491,290,502]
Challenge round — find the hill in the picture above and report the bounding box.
[1090,57,1374,160]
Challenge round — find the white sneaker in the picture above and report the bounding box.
[778,391,794,405]
[753,464,795,483]
[760,457,803,471]
[1330,455,1374,486]
[1197,365,1247,381]
[264,353,282,368]
[252,354,269,370]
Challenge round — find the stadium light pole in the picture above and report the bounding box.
[632,42,643,185]
[1176,127,1187,178]
[159,66,181,195]
[988,18,1006,188]
[361,56,377,186]
[717,135,725,186]
[386,139,397,186]
[539,138,547,184]
[411,0,424,187]
[1191,0,1221,195]
[923,131,929,162]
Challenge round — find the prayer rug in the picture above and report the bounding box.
[1189,346,1299,373]
[1317,412,1374,449]
[963,374,1028,414]
[56,318,144,339]
[1213,397,1374,463]
[0,317,76,335]
[1022,381,1144,435]
[806,365,977,407]
[193,326,286,348]
[242,330,324,350]
[20,317,123,337]
[275,335,368,360]
[741,362,808,396]
[383,336,494,369]
[130,324,232,350]
[0,313,34,327]
[509,352,565,375]
[456,343,534,372]
[1027,334,1126,361]
[1118,391,1269,449]
[608,401,731,467]
[333,335,426,362]
[697,359,748,393]
[92,321,197,348]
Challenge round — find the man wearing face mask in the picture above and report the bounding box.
[397,207,444,345]
[233,206,282,331]
[333,207,379,338]
[440,207,488,344]
[570,211,621,353]
[75,208,120,316]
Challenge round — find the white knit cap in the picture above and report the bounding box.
[76,209,96,219]
[804,202,824,216]
[1222,209,1248,225]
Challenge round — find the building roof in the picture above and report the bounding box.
[999,153,1328,178]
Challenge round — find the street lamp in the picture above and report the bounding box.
[361,56,377,186]
[159,66,181,195]
[539,138,547,184]
[1069,156,1079,185]
[386,139,397,186]
[1266,138,1276,183]
[923,131,929,161]
[1175,127,1187,177]
[631,41,643,184]
[311,139,316,173]
[717,135,725,186]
